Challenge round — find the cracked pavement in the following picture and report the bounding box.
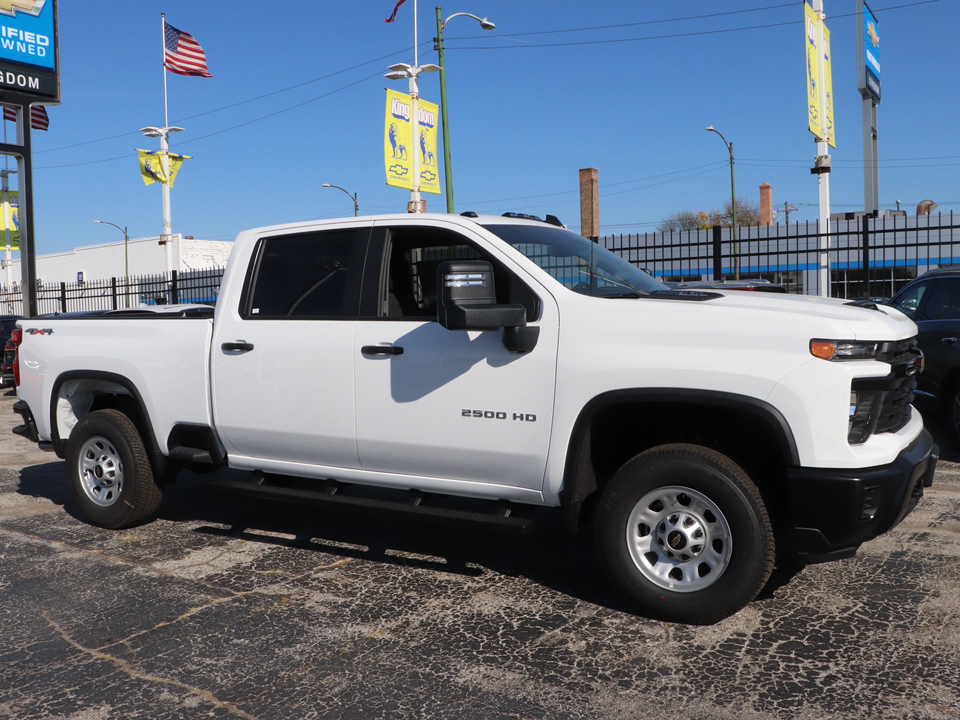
[1,391,959,719]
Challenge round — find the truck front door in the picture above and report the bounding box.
[353,223,558,496]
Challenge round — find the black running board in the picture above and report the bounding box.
[209,475,538,534]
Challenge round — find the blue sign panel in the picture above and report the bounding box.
[0,0,55,71]
[862,2,880,101]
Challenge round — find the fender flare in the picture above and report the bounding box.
[49,371,163,469]
[559,388,801,531]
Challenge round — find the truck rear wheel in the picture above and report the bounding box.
[65,409,163,529]
[595,443,774,624]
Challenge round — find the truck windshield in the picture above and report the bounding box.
[482,223,667,297]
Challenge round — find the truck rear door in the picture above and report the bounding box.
[211,226,369,471]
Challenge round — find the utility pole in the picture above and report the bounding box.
[780,201,798,224]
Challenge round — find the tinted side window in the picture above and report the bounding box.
[245,229,365,319]
[889,280,930,320]
[919,279,960,321]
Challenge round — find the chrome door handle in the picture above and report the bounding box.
[942,337,957,344]
[361,345,404,356]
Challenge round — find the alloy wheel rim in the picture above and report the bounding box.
[625,485,733,593]
[78,435,124,507]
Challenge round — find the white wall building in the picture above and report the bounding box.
[1,234,233,289]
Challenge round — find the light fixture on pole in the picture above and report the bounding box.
[435,8,495,213]
[322,184,359,217]
[1,168,17,290]
[385,62,441,213]
[93,220,130,308]
[706,125,739,280]
[141,125,183,274]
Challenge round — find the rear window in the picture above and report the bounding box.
[244,229,366,319]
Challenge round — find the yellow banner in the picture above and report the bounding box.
[3,190,18,250]
[805,2,822,140]
[385,89,413,190]
[417,97,441,195]
[384,89,441,194]
[823,23,836,148]
[138,149,168,186]
[167,153,191,188]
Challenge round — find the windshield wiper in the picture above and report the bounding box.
[599,291,645,298]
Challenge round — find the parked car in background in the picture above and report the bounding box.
[0,314,22,346]
[0,316,22,389]
[1,339,14,389]
[887,266,960,441]
[670,279,788,293]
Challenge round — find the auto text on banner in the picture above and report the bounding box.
[384,89,441,194]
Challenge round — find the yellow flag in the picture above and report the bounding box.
[167,153,191,188]
[138,149,168,186]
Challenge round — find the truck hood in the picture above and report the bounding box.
[688,290,915,340]
[565,289,917,345]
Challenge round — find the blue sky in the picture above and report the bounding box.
[6,0,957,254]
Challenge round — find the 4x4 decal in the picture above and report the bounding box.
[25,328,53,336]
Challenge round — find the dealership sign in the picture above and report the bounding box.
[0,0,58,101]
[857,0,880,103]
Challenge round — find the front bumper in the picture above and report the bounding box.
[785,428,937,563]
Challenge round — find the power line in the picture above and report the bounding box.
[448,0,937,50]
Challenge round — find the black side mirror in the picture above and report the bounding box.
[436,261,539,353]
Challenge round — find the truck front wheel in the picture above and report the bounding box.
[65,409,163,529]
[595,443,774,624]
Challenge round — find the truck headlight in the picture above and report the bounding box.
[811,339,880,361]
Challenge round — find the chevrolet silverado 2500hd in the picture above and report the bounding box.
[11,213,937,624]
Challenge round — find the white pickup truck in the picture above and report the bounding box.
[11,212,937,624]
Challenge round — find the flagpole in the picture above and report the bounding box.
[159,13,174,276]
[411,0,421,213]
[161,13,170,129]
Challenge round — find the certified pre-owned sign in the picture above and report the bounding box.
[0,0,58,101]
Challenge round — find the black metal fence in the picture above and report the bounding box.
[603,212,960,299]
[2,214,959,314]
[0,266,224,316]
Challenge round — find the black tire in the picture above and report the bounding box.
[595,443,774,625]
[65,409,163,529]
[945,382,960,446]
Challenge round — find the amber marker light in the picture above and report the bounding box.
[810,340,838,360]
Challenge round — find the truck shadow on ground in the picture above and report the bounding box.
[152,468,807,618]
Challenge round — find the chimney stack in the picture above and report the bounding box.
[579,168,599,239]
[760,182,773,226]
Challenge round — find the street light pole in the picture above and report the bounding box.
[93,220,130,308]
[385,0,442,213]
[706,126,739,280]
[322,184,359,217]
[140,125,183,274]
[435,7,496,214]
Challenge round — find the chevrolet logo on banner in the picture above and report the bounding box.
[0,0,46,18]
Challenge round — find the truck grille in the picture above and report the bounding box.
[873,338,920,435]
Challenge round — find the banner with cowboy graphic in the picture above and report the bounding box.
[384,88,440,194]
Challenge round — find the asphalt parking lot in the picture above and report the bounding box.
[2,389,960,720]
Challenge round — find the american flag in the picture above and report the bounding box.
[164,21,212,78]
[385,0,407,22]
[2,106,49,131]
